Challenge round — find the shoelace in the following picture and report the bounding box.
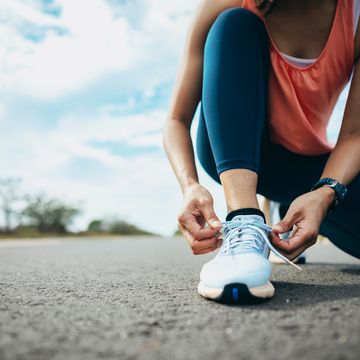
[218,219,302,271]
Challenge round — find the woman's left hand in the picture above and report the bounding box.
[270,186,335,261]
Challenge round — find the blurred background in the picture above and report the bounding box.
[0,0,349,239]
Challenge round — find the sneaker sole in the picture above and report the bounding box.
[197,281,274,304]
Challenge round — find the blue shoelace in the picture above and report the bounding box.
[218,217,302,270]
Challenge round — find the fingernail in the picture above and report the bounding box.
[212,221,222,227]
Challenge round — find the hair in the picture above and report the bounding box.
[255,0,277,15]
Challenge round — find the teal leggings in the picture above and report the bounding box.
[196,7,360,259]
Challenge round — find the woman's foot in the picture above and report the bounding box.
[197,213,300,304]
[198,214,273,304]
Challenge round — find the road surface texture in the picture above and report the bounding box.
[0,236,359,360]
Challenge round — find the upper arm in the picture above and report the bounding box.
[338,58,360,138]
[166,0,244,129]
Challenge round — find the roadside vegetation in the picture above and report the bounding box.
[0,177,157,238]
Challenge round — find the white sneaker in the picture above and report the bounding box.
[197,214,300,303]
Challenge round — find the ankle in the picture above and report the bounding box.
[226,207,266,223]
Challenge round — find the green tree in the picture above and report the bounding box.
[86,217,157,235]
[108,219,154,235]
[87,219,105,233]
[22,194,81,234]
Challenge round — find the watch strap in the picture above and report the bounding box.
[310,177,347,213]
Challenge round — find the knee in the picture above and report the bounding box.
[212,7,267,34]
[205,7,269,61]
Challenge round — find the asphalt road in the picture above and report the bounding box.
[0,236,359,360]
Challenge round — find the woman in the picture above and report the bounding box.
[162,0,360,303]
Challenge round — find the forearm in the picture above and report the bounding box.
[162,119,199,193]
[320,57,360,186]
[320,134,360,186]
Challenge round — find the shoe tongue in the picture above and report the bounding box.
[231,214,264,223]
[220,213,267,256]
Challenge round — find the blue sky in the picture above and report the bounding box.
[0,0,349,236]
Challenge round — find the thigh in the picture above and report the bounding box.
[257,137,329,204]
[258,131,360,258]
[196,104,360,258]
[320,175,360,258]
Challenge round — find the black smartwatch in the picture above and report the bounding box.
[310,177,348,214]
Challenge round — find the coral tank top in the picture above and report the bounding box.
[242,0,355,155]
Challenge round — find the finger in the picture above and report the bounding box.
[285,244,310,261]
[270,234,307,261]
[272,209,299,234]
[179,223,220,250]
[271,240,307,261]
[200,204,222,229]
[178,213,201,234]
[269,231,294,255]
[193,244,219,255]
[271,227,317,254]
[286,228,318,258]
[179,214,219,240]
[191,236,220,252]
[269,225,309,261]
[269,231,283,247]
[269,230,296,252]
[178,225,196,248]
[281,233,318,260]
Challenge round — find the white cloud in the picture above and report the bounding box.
[58,107,165,145]
[1,0,62,27]
[0,105,167,176]
[0,0,196,99]
[0,0,202,236]
[0,105,184,235]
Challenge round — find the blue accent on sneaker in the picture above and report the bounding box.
[232,287,239,302]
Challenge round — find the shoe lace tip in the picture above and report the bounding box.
[290,261,302,271]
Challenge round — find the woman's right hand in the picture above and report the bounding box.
[177,183,223,255]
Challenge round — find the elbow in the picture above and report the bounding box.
[162,118,174,152]
[162,122,169,152]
